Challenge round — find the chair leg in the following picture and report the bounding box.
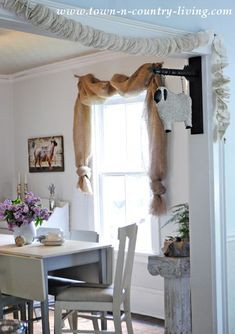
[54,303,63,334]
[27,301,34,334]
[124,298,134,334]
[20,304,27,321]
[68,311,78,331]
[113,308,122,334]
[100,312,107,330]
[13,306,20,319]
[92,317,100,333]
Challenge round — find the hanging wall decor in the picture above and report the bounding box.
[28,135,64,172]
[154,86,192,132]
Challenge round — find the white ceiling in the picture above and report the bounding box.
[0,28,98,75]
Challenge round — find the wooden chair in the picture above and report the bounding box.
[48,229,102,330]
[54,223,138,334]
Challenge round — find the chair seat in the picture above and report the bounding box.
[48,276,112,295]
[56,286,114,303]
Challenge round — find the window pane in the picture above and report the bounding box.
[125,102,148,171]
[125,175,150,222]
[101,174,152,251]
[102,104,126,170]
[102,101,149,172]
[125,175,152,251]
[101,175,126,244]
[94,96,155,252]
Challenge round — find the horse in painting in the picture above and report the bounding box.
[34,139,58,169]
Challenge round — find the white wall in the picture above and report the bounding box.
[12,71,80,225]
[0,82,15,199]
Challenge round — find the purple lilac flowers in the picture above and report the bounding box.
[0,192,50,230]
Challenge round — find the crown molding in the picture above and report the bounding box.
[1,50,131,82]
[0,47,209,83]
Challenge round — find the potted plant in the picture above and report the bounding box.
[0,192,50,245]
[162,203,190,257]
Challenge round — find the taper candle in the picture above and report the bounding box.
[18,172,21,184]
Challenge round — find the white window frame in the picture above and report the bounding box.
[92,94,161,253]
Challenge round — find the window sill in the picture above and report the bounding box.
[135,251,162,264]
[113,249,161,264]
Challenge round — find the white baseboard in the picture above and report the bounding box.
[131,285,164,319]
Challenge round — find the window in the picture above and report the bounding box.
[92,95,160,253]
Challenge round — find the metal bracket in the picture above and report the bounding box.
[188,57,203,134]
[151,64,198,82]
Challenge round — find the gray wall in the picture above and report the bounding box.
[0,83,15,199]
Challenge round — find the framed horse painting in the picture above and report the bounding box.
[28,135,64,172]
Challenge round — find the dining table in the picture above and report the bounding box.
[0,234,112,334]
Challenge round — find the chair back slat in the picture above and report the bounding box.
[113,224,138,301]
[70,230,99,242]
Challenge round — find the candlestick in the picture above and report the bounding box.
[24,182,28,196]
[17,183,21,199]
[17,172,21,199]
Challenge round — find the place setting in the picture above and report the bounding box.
[36,232,65,247]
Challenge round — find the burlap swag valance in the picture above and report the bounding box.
[73,63,167,215]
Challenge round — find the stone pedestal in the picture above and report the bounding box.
[148,255,191,334]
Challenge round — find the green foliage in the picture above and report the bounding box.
[164,203,190,240]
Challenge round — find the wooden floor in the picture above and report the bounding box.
[32,311,165,333]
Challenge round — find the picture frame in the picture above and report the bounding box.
[28,135,64,172]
